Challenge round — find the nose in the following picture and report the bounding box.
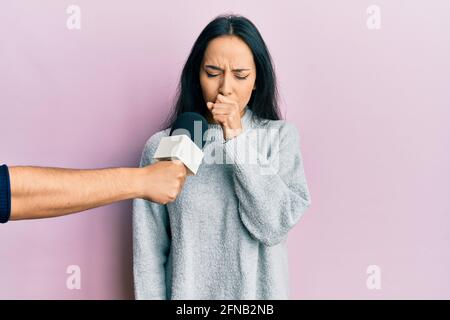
[218,72,233,96]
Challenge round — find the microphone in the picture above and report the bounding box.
[153,112,208,175]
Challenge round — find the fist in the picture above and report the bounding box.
[141,160,187,204]
[206,94,243,140]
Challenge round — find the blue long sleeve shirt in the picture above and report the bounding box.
[0,165,11,224]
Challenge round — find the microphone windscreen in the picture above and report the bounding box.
[170,112,208,149]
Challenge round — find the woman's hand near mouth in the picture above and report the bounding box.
[207,94,244,141]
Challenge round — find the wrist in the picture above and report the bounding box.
[224,126,243,140]
[123,167,147,200]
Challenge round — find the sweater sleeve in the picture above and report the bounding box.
[223,122,312,246]
[132,132,171,300]
[0,165,11,224]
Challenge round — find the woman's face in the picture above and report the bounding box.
[199,35,256,117]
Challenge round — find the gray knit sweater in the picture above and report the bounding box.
[132,107,312,300]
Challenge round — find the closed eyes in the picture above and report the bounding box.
[206,72,249,80]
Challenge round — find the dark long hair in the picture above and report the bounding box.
[163,14,281,129]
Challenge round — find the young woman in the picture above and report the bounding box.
[133,14,312,300]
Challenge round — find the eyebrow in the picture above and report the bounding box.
[205,65,251,72]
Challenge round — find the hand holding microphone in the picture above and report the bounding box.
[153,112,208,176]
[146,112,208,207]
[0,112,209,223]
[140,160,187,205]
[3,163,189,222]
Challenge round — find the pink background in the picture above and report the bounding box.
[0,0,449,299]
